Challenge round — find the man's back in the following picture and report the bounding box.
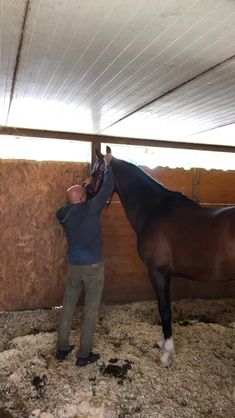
[56,165,113,265]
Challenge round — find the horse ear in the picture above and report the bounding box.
[95,148,104,160]
[106,145,112,154]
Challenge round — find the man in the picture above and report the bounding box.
[56,154,113,366]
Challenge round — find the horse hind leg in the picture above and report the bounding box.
[149,268,175,367]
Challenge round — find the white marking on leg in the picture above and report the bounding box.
[164,337,175,354]
[160,349,171,367]
[159,337,175,367]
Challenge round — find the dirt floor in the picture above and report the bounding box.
[0,299,234,418]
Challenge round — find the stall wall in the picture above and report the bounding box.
[0,159,235,310]
[0,159,89,311]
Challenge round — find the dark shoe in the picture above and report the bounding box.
[76,352,100,367]
[56,344,75,361]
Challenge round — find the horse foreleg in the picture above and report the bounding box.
[149,269,174,367]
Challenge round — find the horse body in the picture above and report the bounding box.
[93,149,235,366]
[110,157,235,282]
[139,203,235,283]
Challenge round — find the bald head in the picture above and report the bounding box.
[66,184,87,204]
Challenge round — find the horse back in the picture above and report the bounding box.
[137,199,235,282]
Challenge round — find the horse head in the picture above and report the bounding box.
[85,146,114,205]
[83,149,105,200]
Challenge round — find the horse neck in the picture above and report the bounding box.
[111,158,171,234]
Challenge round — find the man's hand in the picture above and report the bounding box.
[104,153,112,165]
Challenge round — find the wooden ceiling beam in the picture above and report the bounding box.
[0,126,235,153]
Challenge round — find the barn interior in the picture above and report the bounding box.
[0,1,234,418]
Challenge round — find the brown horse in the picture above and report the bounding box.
[93,146,235,366]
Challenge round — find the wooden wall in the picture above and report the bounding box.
[0,160,235,311]
[0,159,89,311]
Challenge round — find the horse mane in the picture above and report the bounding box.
[112,157,200,212]
[114,158,182,196]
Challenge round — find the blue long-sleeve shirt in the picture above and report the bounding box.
[56,166,113,265]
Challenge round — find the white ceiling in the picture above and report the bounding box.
[0,0,235,146]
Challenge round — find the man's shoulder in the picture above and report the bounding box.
[56,203,87,222]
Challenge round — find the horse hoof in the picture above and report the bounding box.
[159,350,173,367]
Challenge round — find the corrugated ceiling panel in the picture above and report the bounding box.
[0,0,27,125]
[8,0,150,131]
[3,0,235,143]
[100,4,235,130]
[104,56,235,142]
[183,123,235,146]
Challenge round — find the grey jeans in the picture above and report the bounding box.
[57,262,104,357]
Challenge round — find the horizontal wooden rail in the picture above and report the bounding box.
[1,126,235,153]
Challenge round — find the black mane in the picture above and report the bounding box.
[112,157,188,201]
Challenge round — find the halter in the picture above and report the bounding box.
[84,158,106,200]
[84,157,113,208]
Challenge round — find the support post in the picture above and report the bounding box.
[91,140,101,167]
